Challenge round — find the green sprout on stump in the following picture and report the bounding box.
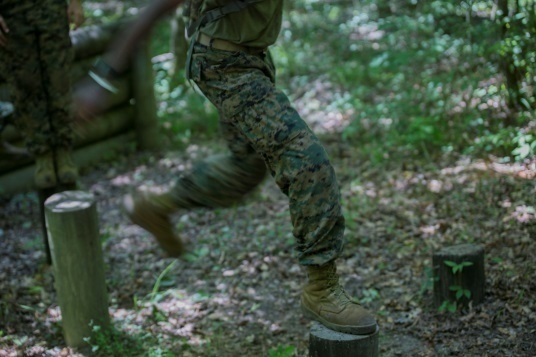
[444,260,473,274]
[439,260,474,313]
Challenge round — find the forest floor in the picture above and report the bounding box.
[1,121,535,356]
[1,1,535,356]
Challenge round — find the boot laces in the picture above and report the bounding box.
[326,270,353,306]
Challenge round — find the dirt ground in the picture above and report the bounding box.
[0,2,534,354]
[1,131,535,356]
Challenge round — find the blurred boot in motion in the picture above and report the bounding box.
[123,191,185,257]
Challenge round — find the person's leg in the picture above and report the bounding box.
[123,119,267,256]
[0,11,56,187]
[191,46,344,264]
[37,2,78,184]
[191,45,377,334]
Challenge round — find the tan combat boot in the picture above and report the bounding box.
[34,153,57,188]
[55,148,78,184]
[123,191,185,257]
[301,261,377,335]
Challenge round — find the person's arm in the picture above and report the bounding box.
[68,0,86,30]
[103,0,184,77]
[0,14,10,47]
[74,0,184,120]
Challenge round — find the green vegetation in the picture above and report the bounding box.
[83,322,177,356]
[273,0,534,165]
[439,260,475,313]
[444,260,474,275]
[85,0,535,164]
[1,1,532,356]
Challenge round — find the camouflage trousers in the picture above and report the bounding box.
[172,43,345,265]
[0,1,74,155]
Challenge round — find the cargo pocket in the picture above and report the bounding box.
[189,55,205,82]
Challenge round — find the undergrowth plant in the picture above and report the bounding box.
[277,0,535,166]
[439,260,474,313]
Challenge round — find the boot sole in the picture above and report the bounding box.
[301,300,378,335]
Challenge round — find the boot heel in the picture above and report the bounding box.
[56,149,78,183]
[34,153,57,188]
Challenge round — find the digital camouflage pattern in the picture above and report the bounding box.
[169,44,345,265]
[0,0,74,155]
[193,0,282,48]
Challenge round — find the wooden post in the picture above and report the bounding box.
[309,322,379,357]
[38,183,77,264]
[45,191,109,347]
[132,39,160,150]
[169,7,188,84]
[433,244,485,309]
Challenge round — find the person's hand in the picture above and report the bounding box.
[68,0,85,30]
[0,14,9,47]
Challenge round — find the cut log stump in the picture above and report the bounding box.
[309,322,379,357]
[45,191,109,347]
[433,243,485,309]
[38,183,77,265]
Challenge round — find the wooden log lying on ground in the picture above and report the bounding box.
[70,20,130,60]
[433,243,485,309]
[0,105,134,174]
[45,190,109,347]
[309,322,379,357]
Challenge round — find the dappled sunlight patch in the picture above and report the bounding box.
[110,174,133,186]
[112,233,151,252]
[441,157,536,180]
[349,22,385,42]
[293,77,354,135]
[426,179,453,193]
[348,180,378,197]
[419,224,441,237]
[507,205,535,224]
[44,305,62,325]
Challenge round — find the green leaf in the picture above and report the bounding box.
[512,144,531,159]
